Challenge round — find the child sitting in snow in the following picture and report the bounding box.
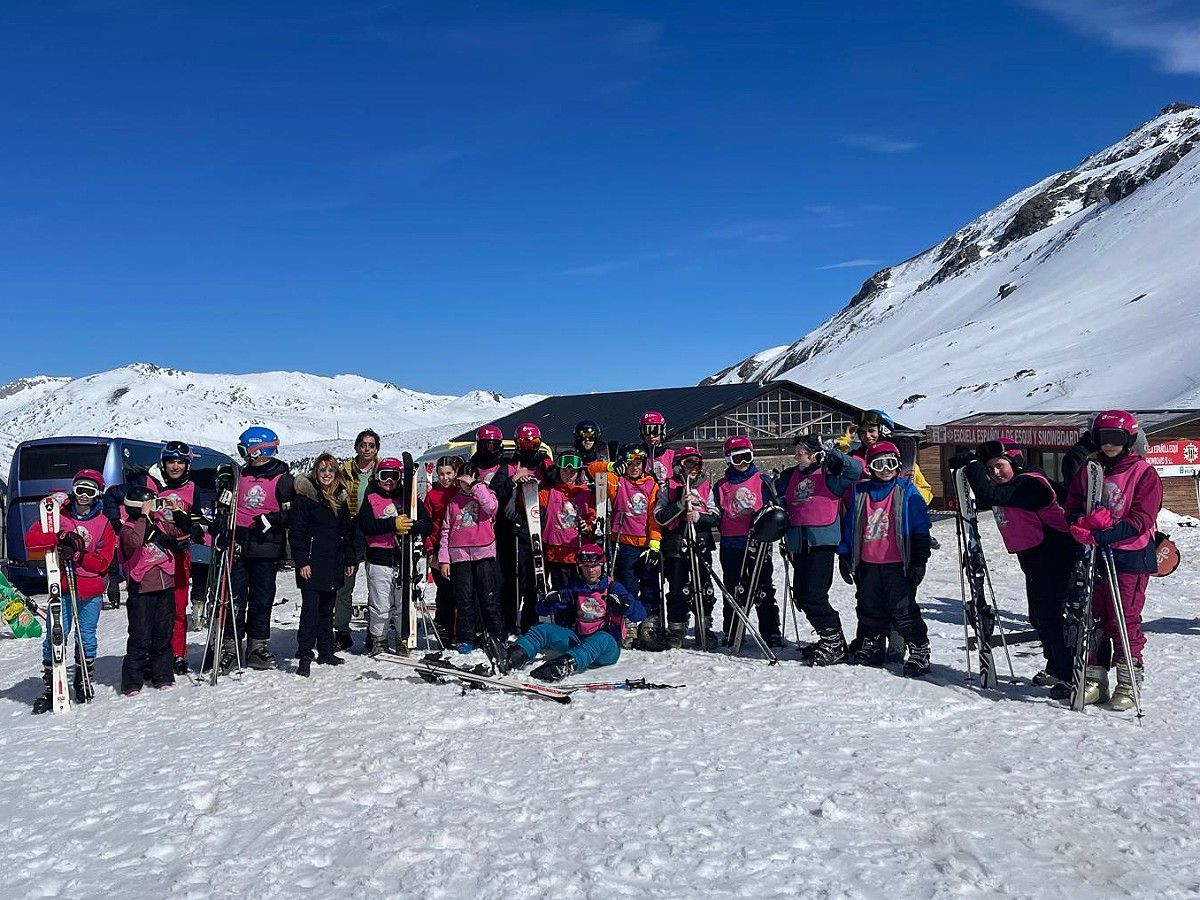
[504,544,646,682]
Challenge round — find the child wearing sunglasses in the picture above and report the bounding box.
[539,453,596,589]
[357,457,431,655]
[26,469,117,712]
[837,441,933,676]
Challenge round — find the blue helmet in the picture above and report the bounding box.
[161,440,192,462]
[238,426,279,461]
[859,409,895,435]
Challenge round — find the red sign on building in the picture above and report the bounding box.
[1145,440,1200,477]
[927,424,1083,449]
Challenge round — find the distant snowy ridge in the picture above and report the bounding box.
[0,362,543,473]
[705,103,1200,424]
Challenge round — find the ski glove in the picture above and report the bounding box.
[1077,507,1114,531]
[908,565,926,588]
[838,555,854,585]
[639,548,661,568]
[609,460,626,476]
[394,515,413,535]
[56,531,86,563]
[947,450,976,471]
[1069,524,1097,546]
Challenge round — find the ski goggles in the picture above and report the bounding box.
[72,483,101,499]
[477,439,501,453]
[1093,428,1128,447]
[377,468,401,482]
[621,448,647,463]
[727,450,754,466]
[640,424,663,438]
[576,428,597,441]
[868,455,901,474]
[557,454,583,470]
[578,552,605,567]
[161,440,192,461]
[241,440,279,459]
[678,456,703,471]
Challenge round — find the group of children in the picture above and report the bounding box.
[22,406,1160,708]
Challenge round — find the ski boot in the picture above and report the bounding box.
[505,643,531,671]
[1083,665,1110,705]
[218,639,241,675]
[804,629,848,667]
[246,639,276,670]
[621,618,637,650]
[636,615,669,651]
[765,633,787,650]
[903,641,931,678]
[1107,659,1142,712]
[1032,669,1064,687]
[315,652,345,666]
[697,617,720,652]
[853,633,886,667]
[335,630,354,652]
[530,654,576,683]
[73,656,96,704]
[173,656,189,676]
[666,622,687,650]
[32,663,54,715]
[297,657,311,677]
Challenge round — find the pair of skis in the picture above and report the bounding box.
[200,463,242,684]
[376,652,684,702]
[953,469,1015,689]
[390,451,427,652]
[41,496,72,712]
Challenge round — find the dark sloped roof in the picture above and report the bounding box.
[452,381,867,446]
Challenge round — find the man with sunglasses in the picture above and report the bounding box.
[333,429,381,651]
[714,437,785,648]
[837,441,933,676]
[26,469,117,712]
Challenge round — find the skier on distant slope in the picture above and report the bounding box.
[1060,411,1162,711]
[504,544,646,682]
[952,438,1074,688]
[837,441,933,676]
[776,434,863,666]
[26,470,117,712]
[714,436,785,647]
[219,426,293,673]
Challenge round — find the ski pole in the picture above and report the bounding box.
[954,513,973,683]
[1101,548,1143,722]
[64,562,94,702]
[562,678,684,691]
[702,556,778,664]
[981,566,1017,680]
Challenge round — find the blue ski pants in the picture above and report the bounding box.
[42,592,102,662]
[515,623,620,672]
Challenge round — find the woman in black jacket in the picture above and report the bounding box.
[290,453,354,675]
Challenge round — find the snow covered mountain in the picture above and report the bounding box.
[705,103,1200,424]
[0,363,544,471]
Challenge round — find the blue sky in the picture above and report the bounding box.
[2,0,1198,396]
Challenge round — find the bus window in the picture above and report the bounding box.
[19,444,109,481]
[120,441,163,483]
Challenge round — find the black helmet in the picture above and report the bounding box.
[123,485,156,512]
[751,506,789,543]
[574,420,602,450]
[793,434,824,453]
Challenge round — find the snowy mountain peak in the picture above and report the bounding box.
[704,104,1200,424]
[0,366,544,472]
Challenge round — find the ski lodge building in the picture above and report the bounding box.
[922,410,1200,516]
[449,380,885,475]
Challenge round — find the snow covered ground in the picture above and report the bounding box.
[2,517,1198,899]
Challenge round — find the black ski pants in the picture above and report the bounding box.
[1018,538,1074,680]
[122,586,175,693]
[228,556,278,643]
[665,550,715,625]
[432,568,455,641]
[451,557,504,644]
[854,561,929,646]
[614,543,660,616]
[788,546,842,635]
[511,538,541,634]
[719,544,779,639]
[296,588,336,660]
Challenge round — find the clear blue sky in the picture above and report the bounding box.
[2,1,1198,396]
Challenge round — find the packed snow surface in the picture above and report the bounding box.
[2,518,1198,898]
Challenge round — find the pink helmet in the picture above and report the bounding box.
[640,410,666,438]
[865,440,900,461]
[676,445,702,466]
[73,469,106,492]
[1091,410,1138,448]
[476,424,503,443]
[578,543,606,565]
[515,422,542,451]
[723,435,753,456]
